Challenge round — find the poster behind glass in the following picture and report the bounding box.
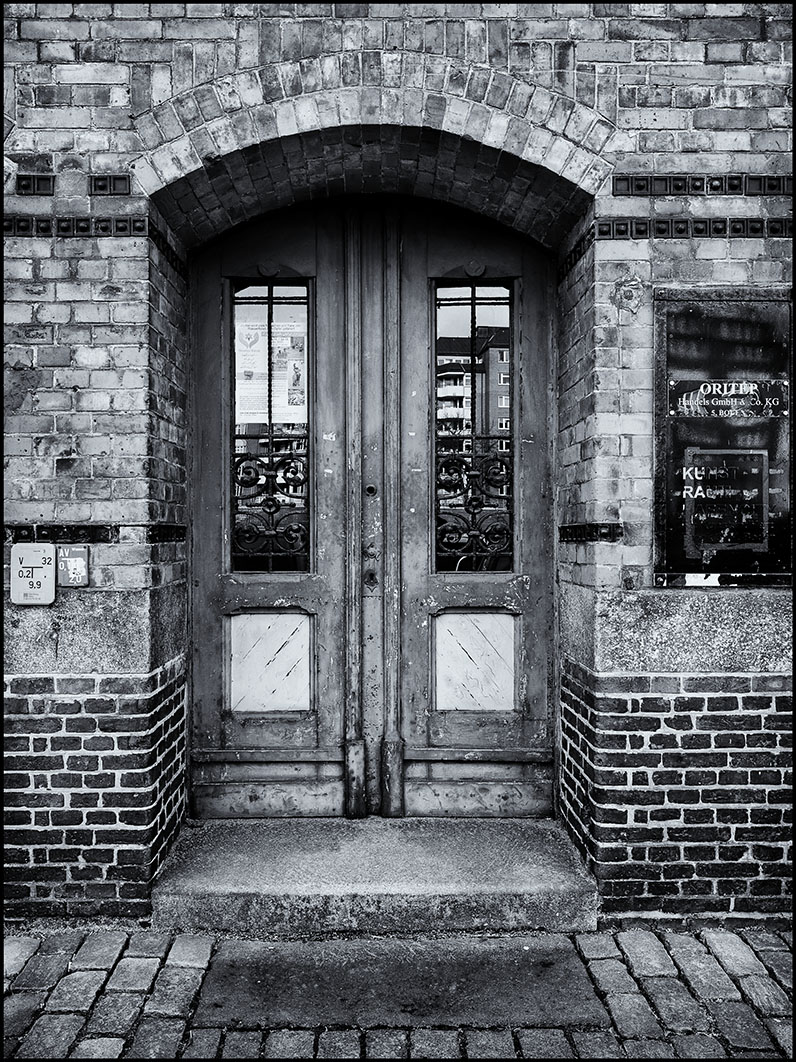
[232,283,310,573]
[654,292,791,586]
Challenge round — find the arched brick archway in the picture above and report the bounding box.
[129,53,617,247]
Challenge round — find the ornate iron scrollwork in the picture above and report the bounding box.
[436,440,513,570]
[232,435,310,570]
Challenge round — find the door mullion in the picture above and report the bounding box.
[381,205,405,815]
[344,207,366,817]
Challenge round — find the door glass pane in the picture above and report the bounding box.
[232,282,310,572]
[435,283,513,572]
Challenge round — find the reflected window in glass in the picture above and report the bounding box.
[434,283,514,572]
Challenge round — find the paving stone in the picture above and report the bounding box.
[515,1027,573,1057]
[70,933,128,971]
[607,994,664,1040]
[144,964,204,1017]
[662,933,741,1002]
[576,933,621,961]
[126,1016,186,1059]
[707,1001,777,1052]
[86,992,144,1037]
[38,933,86,956]
[17,1012,85,1059]
[4,936,41,980]
[569,1030,624,1058]
[182,1027,223,1059]
[364,1028,409,1059]
[125,933,172,959]
[700,931,768,978]
[739,930,788,953]
[756,950,792,992]
[641,977,710,1033]
[105,957,161,994]
[622,1039,675,1058]
[3,991,46,1039]
[737,974,791,1017]
[409,1028,462,1059]
[12,952,71,991]
[672,1033,727,1058]
[317,1029,362,1059]
[166,934,214,969]
[222,1029,262,1058]
[618,931,678,978]
[46,970,107,1013]
[195,936,609,1029]
[70,1037,125,1058]
[464,1028,517,1059]
[764,1017,792,1057]
[777,930,792,948]
[263,1029,316,1059]
[589,958,640,995]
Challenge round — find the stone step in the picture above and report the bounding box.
[151,817,598,938]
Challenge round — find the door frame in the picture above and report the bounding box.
[186,194,559,819]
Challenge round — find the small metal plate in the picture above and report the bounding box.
[57,545,89,587]
[10,543,56,605]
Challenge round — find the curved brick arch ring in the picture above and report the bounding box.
[130,55,618,247]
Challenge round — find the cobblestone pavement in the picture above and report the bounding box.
[3,925,792,1059]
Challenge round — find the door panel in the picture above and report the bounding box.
[399,205,553,816]
[192,209,348,816]
[190,197,553,818]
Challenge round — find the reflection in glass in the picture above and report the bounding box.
[232,282,310,572]
[435,284,514,571]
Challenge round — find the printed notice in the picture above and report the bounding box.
[11,543,56,605]
[235,320,307,424]
[681,449,769,557]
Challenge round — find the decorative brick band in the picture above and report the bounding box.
[613,174,793,197]
[148,222,189,279]
[558,215,792,281]
[4,215,148,237]
[3,215,189,277]
[596,217,792,240]
[16,175,54,196]
[89,175,131,196]
[557,226,596,284]
[5,524,186,545]
[146,525,187,544]
[559,523,624,543]
[5,524,120,545]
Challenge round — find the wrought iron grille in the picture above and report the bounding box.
[231,283,310,572]
[435,284,514,572]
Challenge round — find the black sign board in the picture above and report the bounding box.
[654,290,792,586]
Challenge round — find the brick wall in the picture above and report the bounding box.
[4,657,186,916]
[560,660,791,917]
[4,4,792,918]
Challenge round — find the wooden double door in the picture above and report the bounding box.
[191,196,553,818]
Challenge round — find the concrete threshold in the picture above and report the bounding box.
[151,817,598,938]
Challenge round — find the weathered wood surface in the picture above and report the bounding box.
[192,197,553,818]
[435,612,516,712]
[230,613,310,713]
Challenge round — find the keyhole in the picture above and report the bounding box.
[365,484,378,497]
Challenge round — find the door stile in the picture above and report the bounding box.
[381,206,405,815]
[343,207,366,817]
